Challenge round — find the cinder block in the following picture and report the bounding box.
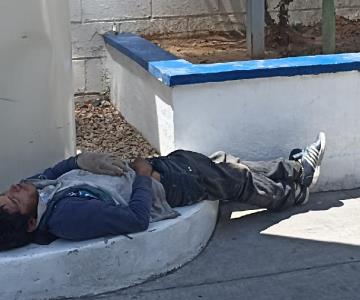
[85,58,104,93]
[69,0,82,23]
[74,95,87,103]
[152,0,218,17]
[82,0,151,21]
[266,0,359,11]
[120,18,188,35]
[187,17,217,32]
[71,22,112,58]
[289,9,322,25]
[73,59,85,93]
[336,7,360,19]
[266,0,282,11]
[265,4,323,25]
[218,0,246,14]
[289,0,321,10]
[336,0,360,8]
[267,9,322,26]
[266,0,321,11]
[188,14,245,32]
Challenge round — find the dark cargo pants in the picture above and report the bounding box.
[149,150,303,211]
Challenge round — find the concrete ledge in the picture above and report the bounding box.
[0,201,219,300]
[104,32,177,69]
[104,32,360,86]
[149,54,360,86]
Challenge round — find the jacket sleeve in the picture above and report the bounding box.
[28,156,79,180]
[46,176,152,240]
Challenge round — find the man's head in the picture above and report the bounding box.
[0,182,39,251]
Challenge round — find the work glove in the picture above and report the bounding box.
[76,152,130,176]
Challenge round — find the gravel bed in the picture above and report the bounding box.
[75,100,159,158]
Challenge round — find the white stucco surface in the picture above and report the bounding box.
[0,201,219,300]
[171,71,360,191]
[107,45,175,154]
[0,0,75,191]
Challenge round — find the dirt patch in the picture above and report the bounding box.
[75,100,158,158]
[146,17,360,64]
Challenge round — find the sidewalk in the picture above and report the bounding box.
[80,189,360,300]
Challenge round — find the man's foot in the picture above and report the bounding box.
[291,132,326,189]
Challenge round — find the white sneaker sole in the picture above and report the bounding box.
[299,187,310,205]
[309,132,326,190]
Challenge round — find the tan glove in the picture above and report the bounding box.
[77,152,130,176]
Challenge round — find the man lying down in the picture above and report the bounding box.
[0,132,326,251]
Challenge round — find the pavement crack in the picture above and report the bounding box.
[130,259,360,295]
[0,97,18,102]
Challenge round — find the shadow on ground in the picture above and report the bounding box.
[74,189,360,300]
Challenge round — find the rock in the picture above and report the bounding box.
[75,100,158,159]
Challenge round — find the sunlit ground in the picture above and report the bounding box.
[230,208,266,219]
[230,196,360,246]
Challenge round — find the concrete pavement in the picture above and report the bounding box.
[74,189,360,300]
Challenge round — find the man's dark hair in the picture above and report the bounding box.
[0,206,33,251]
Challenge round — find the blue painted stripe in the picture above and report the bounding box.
[104,33,360,87]
[149,55,360,86]
[104,32,177,69]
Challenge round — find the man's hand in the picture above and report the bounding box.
[130,158,153,177]
[77,152,130,176]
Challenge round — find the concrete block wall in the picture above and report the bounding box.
[70,0,360,97]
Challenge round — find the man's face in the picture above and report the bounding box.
[0,182,38,216]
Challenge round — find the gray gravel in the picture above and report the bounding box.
[75,100,158,158]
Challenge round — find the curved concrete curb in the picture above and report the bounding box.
[0,201,218,300]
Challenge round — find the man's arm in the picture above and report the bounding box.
[29,152,129,180]
[45,158,153,240]
[47,175,152,240]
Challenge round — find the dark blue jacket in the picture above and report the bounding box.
[30,156,152,242]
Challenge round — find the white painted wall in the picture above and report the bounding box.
[171,71,360,192]
[0,0,76,191]
[106,45,175,154]
[70,0,360,96]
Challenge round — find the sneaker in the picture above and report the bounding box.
[294,184,310,205]
[300,132,326,188]
[289,148,302,161]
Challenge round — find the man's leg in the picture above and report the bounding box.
[210,151,301,182]
[209,151,303,210]
[151,133,325,211]
[208,132,326,210]
[151,150,301,210]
